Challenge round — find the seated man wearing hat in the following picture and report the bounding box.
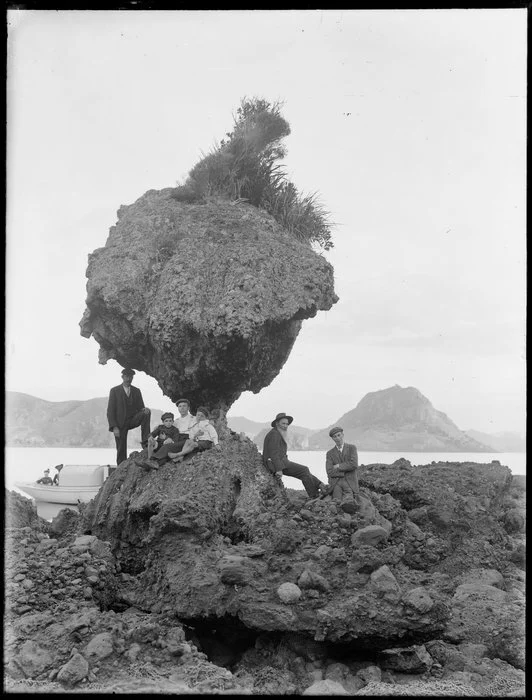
[262,413,329,500]
[326,426,360,514]
[36,469,53,485]
[107,367,151,466]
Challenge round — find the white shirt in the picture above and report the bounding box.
[175,413,197,434]
[123,386,131,397]
[189,420,219,445]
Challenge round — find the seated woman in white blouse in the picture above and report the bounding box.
[169,406,221,463]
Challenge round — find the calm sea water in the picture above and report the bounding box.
[5,446,525,520]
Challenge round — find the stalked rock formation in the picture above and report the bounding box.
[80,190,337,412]
[81,441,524,669]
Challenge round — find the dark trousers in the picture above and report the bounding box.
[115,409,151,465]
[282,460,321,498]
[151,435,188,463]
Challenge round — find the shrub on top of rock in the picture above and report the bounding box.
[172,97,333,252]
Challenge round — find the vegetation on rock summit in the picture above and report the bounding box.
[171,97,334,251]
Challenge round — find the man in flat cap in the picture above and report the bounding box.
[262,413,328,499]
[148,412,181,453]
[326,427,359,514]
[107,367,151,465]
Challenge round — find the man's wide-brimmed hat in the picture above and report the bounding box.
[329,426,343,437]
[121,367,135,376]
[271,412,294,427]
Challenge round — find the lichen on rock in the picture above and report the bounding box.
[80,191,337,411]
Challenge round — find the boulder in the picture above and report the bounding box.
[11,641,53,678]
[444,583,525,668]
[80,192,337,411]
[298,569,330,592]
[459,568,504,589]
[369,565,401,602]
[357,665,382,684]
[302,679,349,695]
[49,509,82,539]
[85,632,114,660]
[56,652,89,685]
[72,535,97,551]
[324,661,350,683]
[218,555,252,585]
[351,525,388,547]
[403,586,434,613]
[504,508,525,533]
[277,582,302,604]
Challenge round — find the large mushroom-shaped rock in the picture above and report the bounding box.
[80,190,337,411]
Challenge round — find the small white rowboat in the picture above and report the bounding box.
[15,464,109,505]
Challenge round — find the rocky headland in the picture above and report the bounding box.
[4,449,525,695]
[309,386,494,452]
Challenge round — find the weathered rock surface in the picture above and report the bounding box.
[80,191,337,411]
[78,441,525,668]
[5,490,48,531]
[4,455,525,695]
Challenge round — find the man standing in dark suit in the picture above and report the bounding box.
[326,426,359,514]
[262,412,328,499]
[107,368,151,465]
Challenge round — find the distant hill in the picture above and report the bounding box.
[308,385,494,452]
[226,416,269,437]
[466,429,525,453]
[5,391,166,448]
[7,388,509,454]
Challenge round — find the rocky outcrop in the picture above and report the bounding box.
[80,191,337,412]
[79,440,525,670]
[309,385,494,451]
[5,490,49,531]
[5,452,525,695]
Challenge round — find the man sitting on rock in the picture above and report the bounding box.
[262,413,328,500]
[326,426,360,514]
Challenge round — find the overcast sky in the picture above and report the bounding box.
[6,9,526,435]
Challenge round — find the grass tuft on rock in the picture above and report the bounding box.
[171,97,334,251]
